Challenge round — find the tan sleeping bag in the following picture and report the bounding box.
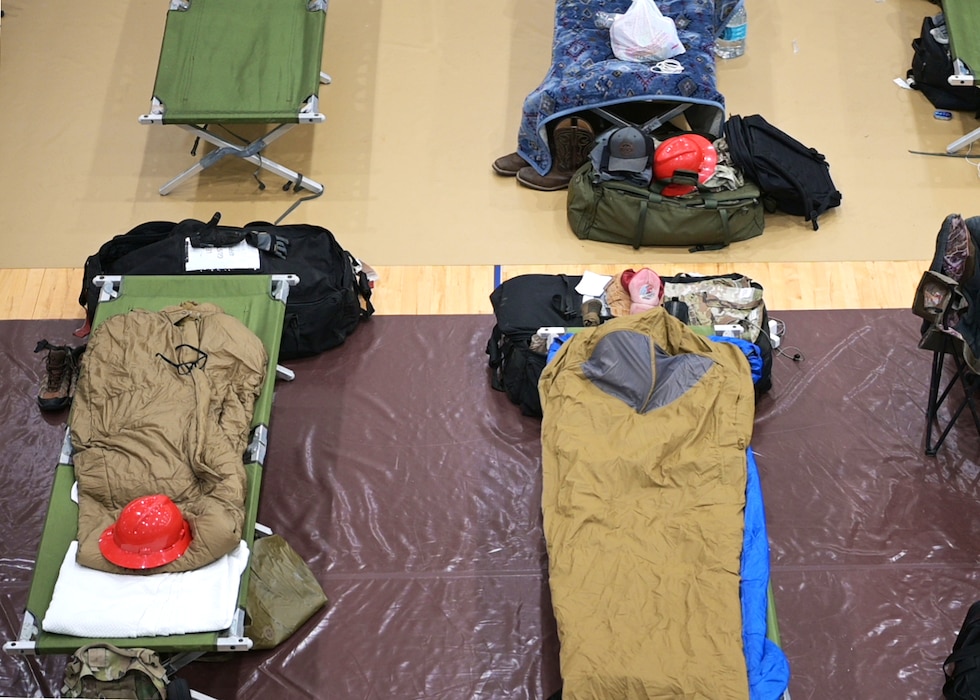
[539,308,755,699]
[71,302,268,574]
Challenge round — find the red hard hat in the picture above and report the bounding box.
[653,134,719,196]
[99,494,193,570]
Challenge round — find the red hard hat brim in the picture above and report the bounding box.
[98,520,193,570]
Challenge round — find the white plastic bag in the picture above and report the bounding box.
[609,0,686,63]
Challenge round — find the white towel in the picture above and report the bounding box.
[42,540,250,638]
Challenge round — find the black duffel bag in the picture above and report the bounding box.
[78,212,374,360]
[486,274,584,417]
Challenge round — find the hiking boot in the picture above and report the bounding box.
[582,299,603,326]
[551,116,595,173]
[492,152,530,177]
[35,340,78,412]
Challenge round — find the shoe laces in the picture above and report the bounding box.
[45,349,73,390]
[35,340,78,391]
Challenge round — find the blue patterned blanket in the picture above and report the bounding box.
[517,0,740,175]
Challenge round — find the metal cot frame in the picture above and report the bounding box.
[140,0,329,195]
[3,274,295,690]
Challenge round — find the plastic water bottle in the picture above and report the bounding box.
[594,11,620,29]
[715,4,747,59]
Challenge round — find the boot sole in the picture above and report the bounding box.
[492,163,520,177]
[516,169,571,192]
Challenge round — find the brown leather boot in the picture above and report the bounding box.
[552,116,596,173]
[492,152,530,177]
[516,116,596,191]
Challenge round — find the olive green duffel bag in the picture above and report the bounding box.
[567,164,765,252]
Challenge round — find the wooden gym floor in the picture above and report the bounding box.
[0,261,928,321]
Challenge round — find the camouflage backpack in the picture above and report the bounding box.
[61,643,168,699]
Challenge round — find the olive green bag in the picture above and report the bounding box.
[245,534,329,649]
[567,163,765,252]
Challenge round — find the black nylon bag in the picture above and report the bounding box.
[724,114,841,231]
[486,274,584,417]
[79,214,374,360]
[907,14,980,113]
[944,601,980,700]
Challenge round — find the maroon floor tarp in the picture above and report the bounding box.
[0,310,977,699]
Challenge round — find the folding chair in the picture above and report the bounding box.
[913,213,980,455]
[139,0,329,195]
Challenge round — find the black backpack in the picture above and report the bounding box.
[486,274,584,417]
[724,114,842,231]
[907,14,980,114]
[485,272,774,417]
[78,213,374,360]
[944,601,980,700]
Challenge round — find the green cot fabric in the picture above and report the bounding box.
[945,0,980,80]
[153,0,326,124]
[29,464,263,655]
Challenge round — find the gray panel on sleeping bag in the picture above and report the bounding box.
[582,330,714,412]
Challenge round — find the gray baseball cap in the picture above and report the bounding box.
[606,127,653,174]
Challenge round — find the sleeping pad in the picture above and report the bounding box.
[70,302,268,574]
[539,308,755,699]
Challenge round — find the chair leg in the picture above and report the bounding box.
[925,348,945,456]
[924,347,980,455]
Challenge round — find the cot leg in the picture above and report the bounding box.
[159,124,325,196]
[590,103,691,134]
[947,124,980,154]
[159,161,207,196]
[190,691,220,700]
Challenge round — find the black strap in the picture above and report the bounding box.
[344,251,375,319]
[551,274,579,319]
[191,228,246,248]
[659,169,700,191]
[634,191,658,250]
[701,191,735,251]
